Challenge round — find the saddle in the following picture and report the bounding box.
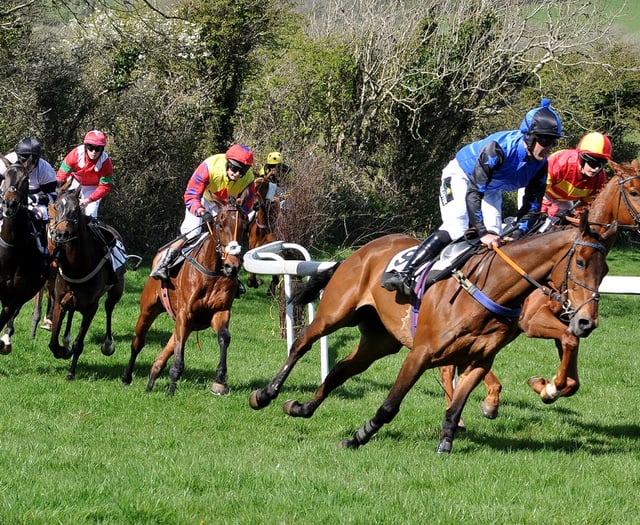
[382,239,481,298]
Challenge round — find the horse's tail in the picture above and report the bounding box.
[292,261,343,305]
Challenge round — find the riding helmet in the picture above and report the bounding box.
[266,151,283,165]
[84,130,107,146]
[519,98,563,138]
[226,144,254,167]
[15,136,42,162]
[577,132,612,160]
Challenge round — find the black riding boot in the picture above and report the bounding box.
[150,248,179,281]
[381,230,451,296]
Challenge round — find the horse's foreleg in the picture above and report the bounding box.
[210,311,231,396]
[528,333,580,403]
[246,272,262,288]
[340,345,434,450]
[0,313,16,355]
[101,289,121,357]
[436,362,492,454]
[124,296,163,386]
[48,300,70,360]
[66,306,98,381]
[284,327,402,419]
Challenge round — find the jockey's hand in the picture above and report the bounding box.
[79,198,90,208]
[200,211,214,224]
[480,232,504,249]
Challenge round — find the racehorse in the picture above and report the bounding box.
[249,212,615,452]
[454,159,640,421]
[122,197,248,396]
[48,187,126,380]
[246,176,282,296]
[0,155,50,353]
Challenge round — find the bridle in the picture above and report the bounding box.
[0,163,28,220]
[615,173,640,231]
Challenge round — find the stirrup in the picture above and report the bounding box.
[381,271,412,296]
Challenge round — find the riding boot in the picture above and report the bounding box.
[236,280,246,298]
[381,230,452,296]
[150,248,179,281]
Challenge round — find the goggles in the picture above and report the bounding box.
[580,153,606,170]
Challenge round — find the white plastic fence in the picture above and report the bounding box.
[243,241,336,381]
[599,276,640,294]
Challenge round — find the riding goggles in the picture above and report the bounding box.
[580,153,607,170]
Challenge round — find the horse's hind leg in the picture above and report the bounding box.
[166,316,192,396]
[66,305,98,380]
[31,289,43,339]
[146,334,175,392]
[123,281,164,386]
[283,316,402,418]
[249,309,355,410]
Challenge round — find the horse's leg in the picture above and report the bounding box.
[48,299,70,359]
[340,344,440,450]
[123,286,164,386]
[101,284,123,357]
[283,316,402,418]
[146,334,176,392]
[249,307,356,410]
[167,313,192,396]
[527,333,580,402]
[267,275,279,298]
[210,311,231,396]
[66,304,99,381]
[435,361,494,453]
[31,289,43,339]
[246,272,262,288]
[0,313,16,355]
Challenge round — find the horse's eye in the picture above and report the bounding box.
[575,259,586,269]
[630,190,639,197]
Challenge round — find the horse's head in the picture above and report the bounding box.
[550,210,616,337]
[606,159,640,230]
[0,155,29,219]
[49,188,83,246]
[211,197,249,278]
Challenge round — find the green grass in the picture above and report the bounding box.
[1,255,640,524]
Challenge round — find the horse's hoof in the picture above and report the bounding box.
[40,319,52,331]
[249,389,269,410]
[435,438,453,454]
[527,376,544,392]
[66,373,75,381]
[455,423,467,434]
[101,344,116,357]
[0,343,11,356]
[338,439,358,449]
[283,399,299,416]
[210,382,229,396]
[480,401,499,419]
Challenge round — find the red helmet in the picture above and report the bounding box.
[84,130,107,147]
[577,132,612,160]
[225,144,254,167]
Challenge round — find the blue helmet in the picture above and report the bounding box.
[519,98,563,137]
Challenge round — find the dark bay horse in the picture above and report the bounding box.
[246,176,282,295]
[249,212,615,452]
[122,198,248,396]
[48,188,126,380]
[455,159,640,421]
[0,156,50,353]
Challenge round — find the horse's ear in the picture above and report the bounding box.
[0,154,10,170]
[74,187,82,199]
[602,220,619,252]
[579,208,589,234]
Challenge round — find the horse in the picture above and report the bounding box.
[246,176,282,296]
[0,155,51,353]
[48,187,126,380]
[249,211,615,453]
[451,159,640,422]
[122,197,249,396]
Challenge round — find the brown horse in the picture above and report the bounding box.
[452,159,640,421]
[122,198,248,396]
[48,188,126,380]
[246,176,282,295]
[249,212,615,452]
[0,156,50,353]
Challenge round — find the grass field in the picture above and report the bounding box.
[0,246,639,524]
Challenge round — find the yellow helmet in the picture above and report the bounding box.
[577,132,612,160]
[266,151,282,165]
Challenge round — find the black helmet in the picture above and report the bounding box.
[15,136,42,163]
[519,98,563,137]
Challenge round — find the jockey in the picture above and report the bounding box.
[259,151,292,186]
[0,136,57,256]
[150,144,256,281]
[382,98,563,297]
[541,132,612,226]
[56,130,113,219]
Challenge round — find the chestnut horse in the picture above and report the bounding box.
[0,156,50,353]
[122,198,248,396]
[246,176,281,295]
[249,212,615,452]
[48,188,126,380]
[453,159,640,421]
